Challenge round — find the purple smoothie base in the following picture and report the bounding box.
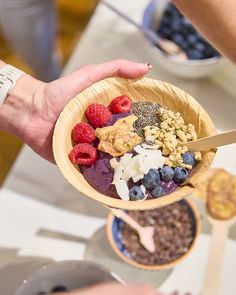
[80,152,119,199]
[80,153,178,199]
[107,112,130,126]
[80,113,186,200]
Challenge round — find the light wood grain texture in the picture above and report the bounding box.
[185,129,236,152]
[202,217,236,295]
[202,169,236,295]
[53,77,216,210]
[106,198,201,270]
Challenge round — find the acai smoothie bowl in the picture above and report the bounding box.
[53,77,216,210]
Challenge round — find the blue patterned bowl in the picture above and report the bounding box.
[107,199,201,270]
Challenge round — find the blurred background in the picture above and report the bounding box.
[0,0,98,185]
[0,1,235,294]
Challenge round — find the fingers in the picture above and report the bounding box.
[53,59,152,100]
[66,283,159,295]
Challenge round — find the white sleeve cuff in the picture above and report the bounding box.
[0,64,25,106]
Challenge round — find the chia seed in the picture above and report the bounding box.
[132,102,161,138]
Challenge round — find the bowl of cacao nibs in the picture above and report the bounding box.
[53,77,216,210]
[106,199,201,270]
[142,0,225,79]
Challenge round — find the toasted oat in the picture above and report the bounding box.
[144,107,201,168]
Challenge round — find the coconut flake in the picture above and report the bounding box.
[140,184,148,200]
[110,145,164,200]
[119,153,133,163]
[122,156,140,181]
[110,158,119,169]
[115,179,130,201]
[134,144,144,154]
[112,165,123,184]
[132,173,145,183]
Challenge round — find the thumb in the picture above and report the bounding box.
[50,59,152,101]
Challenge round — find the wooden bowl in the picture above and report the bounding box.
[53,77,216,210]
[106,198,202,271]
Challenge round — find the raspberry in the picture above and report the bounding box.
[68,143,97,165]
[72,122,95,144]
[85,103,112,128]
[109,95,132,114]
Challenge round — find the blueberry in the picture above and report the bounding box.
[142,169,160,189]
[129,186,145,201]
[51,285,68,293]
[159,166,174,182]
[161,17,172,27]
[182,25,194,36]
[166,3,178,15]
[151,186,165,198]
[187,49,204,60]
[163,9,173,18]
[187,33,198,45]
[195,42,206,52]
[150,168,160,177]
[173,167,188,183]
[171,18,183,32]
[157,25,171,38]
[171,33,185,46]
[182,152,196,167]
[204,45,220,58]
[171,7,182,18]
[180,39,189,50]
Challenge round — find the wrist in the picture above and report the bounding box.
[0,60,5,67]
[0,72,46,140]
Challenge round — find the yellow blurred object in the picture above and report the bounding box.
[194,168,236,220]
[207,169,236,220]
[58,0,98,13]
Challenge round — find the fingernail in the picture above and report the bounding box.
[143,62,152,69]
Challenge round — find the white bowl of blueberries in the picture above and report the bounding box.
[142,0,225,79]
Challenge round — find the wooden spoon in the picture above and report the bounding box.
[185,129,236,152]
[111,209,155,253]
[202,216,236,295]
[202,169,236,295]
[102,0,187,60]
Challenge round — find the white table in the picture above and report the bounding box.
[1,0,236,294]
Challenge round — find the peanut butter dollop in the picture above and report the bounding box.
[95,115,142,157]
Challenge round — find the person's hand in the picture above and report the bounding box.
[53,282,159,295]
[0,59,151,162]
[52,283,190,295]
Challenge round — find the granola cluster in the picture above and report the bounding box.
[144,107,202,168]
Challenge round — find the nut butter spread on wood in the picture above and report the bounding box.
[95,115,142,157]
[207,169,236,220]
